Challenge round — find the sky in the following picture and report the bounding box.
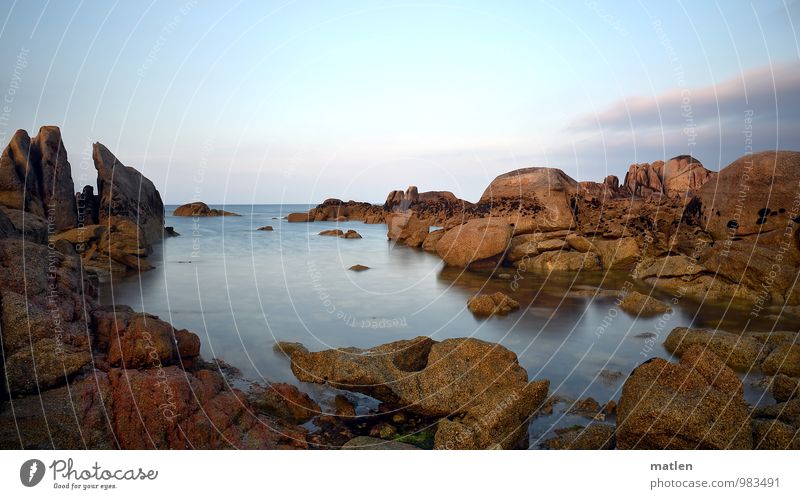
[0,0,798,204]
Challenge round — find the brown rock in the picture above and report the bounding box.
[467,292,520,316]
[287,212,311,222]
[333,394,356,417]
[319,229,344,237]
[478,167,578,231]
[664,327,763,371]
[284,336,549,449]
[618,291,671,316]
[436,218,513,267]
[0,127,78,231]
[771,374,800,402]
[172,202,240,217]
[93,142,164,245]
[348,264,370,272]
[4,338,92,395]
[253,382,321,424]
[421,228,445,252]
[761,343,800,377]
[623,161,664,197]
[661,155,715,196]
[616,357,752,449]
[679,344,743,396]
[543,423,615,450]
[342,229,362,239]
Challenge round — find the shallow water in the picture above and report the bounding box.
[102,204,794,447]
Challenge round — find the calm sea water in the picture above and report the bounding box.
[101,204,783,446]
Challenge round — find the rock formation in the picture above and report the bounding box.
[0,127,78,231]
[173,201,240,217]
[279,336,549,449]
[93,142,164,245]
[617,352,752,449]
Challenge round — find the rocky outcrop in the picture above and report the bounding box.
[436,218,513,267]
[281,336,549,449]
[543,423,615,450]
[467,292,520,316]
[306,198,385,223]
[751,399,800,449]
[616,353,752,449]
[0,127,78,231]
[0,238,95,396]
[93,142,164,245]
[475,167,577,232]
[387,212,431,247]
[0,210,312,449]
[623,156,714,197]
[384,186,467,224]
[172,202,240,217]
[623,161,664,197]
[661,155,715,196]
[52,218,153,275]
[662,327,800,372]
[694,151,800,306]
[618,291,671,316]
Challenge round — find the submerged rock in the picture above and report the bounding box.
[436,218,513,267]
[618,291,671,316]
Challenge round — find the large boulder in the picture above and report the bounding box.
[435,218,513,267]
[93,142,164,245]
[467,292,520,316]
[391,213,431,248]
[661,155,715,196]
[0,127,78,231]
[695,151,800,305]
[663,327,764,371]
[616,354,752,449]
[477,167,577,231]
[92,306,200,369]
[172,202,240,217]
[283,336,549,449]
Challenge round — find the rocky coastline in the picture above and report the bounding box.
[1,126,798,449]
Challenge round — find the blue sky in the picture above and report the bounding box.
[0,0,798,203]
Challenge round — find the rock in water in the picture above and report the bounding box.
[342,229,362,239]
[281,336,549,449]
[435,218,513,267]
[172,202,240,217]
[616,354,752,449]
[477,167,578,231]
[348,264,369,271]
[467,292,520,316]
[0,127,78,231]
[93,142,164,245]
[661,155,715,196]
